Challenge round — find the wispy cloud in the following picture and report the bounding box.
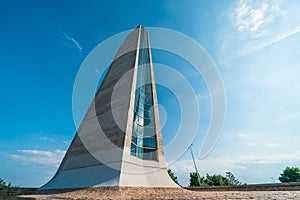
[38,136,55,142]
[62,140,71,145]
[267,143,281,147]
[220,1,300,65]
[170,150,300,175]
[59,28,83,53]
[235,0,275,32]
[252,24,300,50]
[223,24,300,65]
[236,133,251,139]
[170,156,246,175]
[9,149,66,167]
[245,142,256,147]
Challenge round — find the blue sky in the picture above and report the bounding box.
[1,0,300,187]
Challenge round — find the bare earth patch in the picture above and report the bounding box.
[19,187,300,200]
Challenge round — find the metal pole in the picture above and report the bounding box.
[188,144,201,186]
[271,177,276,183]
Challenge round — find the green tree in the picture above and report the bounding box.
[189,172,242,187]
[204,174,230,186]
[279,167,300,183]
[189,172,201,186]
[167,169,179,185]
[0,178,6,188]
[226,171,241,185]
[0,178,18,188]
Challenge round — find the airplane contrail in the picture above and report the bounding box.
[221,25,300,66]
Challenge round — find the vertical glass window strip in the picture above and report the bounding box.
[130,28,158,160]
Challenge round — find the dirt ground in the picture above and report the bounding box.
[19,187,300,200]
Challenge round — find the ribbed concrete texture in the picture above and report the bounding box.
[40,26,178,189]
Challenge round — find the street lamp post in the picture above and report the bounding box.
[188,144,201,186]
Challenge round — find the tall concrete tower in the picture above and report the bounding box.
[41,25,179,189]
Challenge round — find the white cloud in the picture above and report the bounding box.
[169,150,300,175]
[237,132,251,138]
[245,142,256,147]
[232,130,297,151]
[225,24,300,64]
[267,143,281,148]
[9,149,66,167]
[220,0,300,65]
[62,140,71,145]
[252,24,300,51]
[59,28,83,53]
[170,156,247,175]
[235,0,273,32]
[38,136,55,142]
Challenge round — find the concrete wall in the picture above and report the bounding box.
[118,27,178,188]
[41,26,178,189]
[41,28,140,190]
